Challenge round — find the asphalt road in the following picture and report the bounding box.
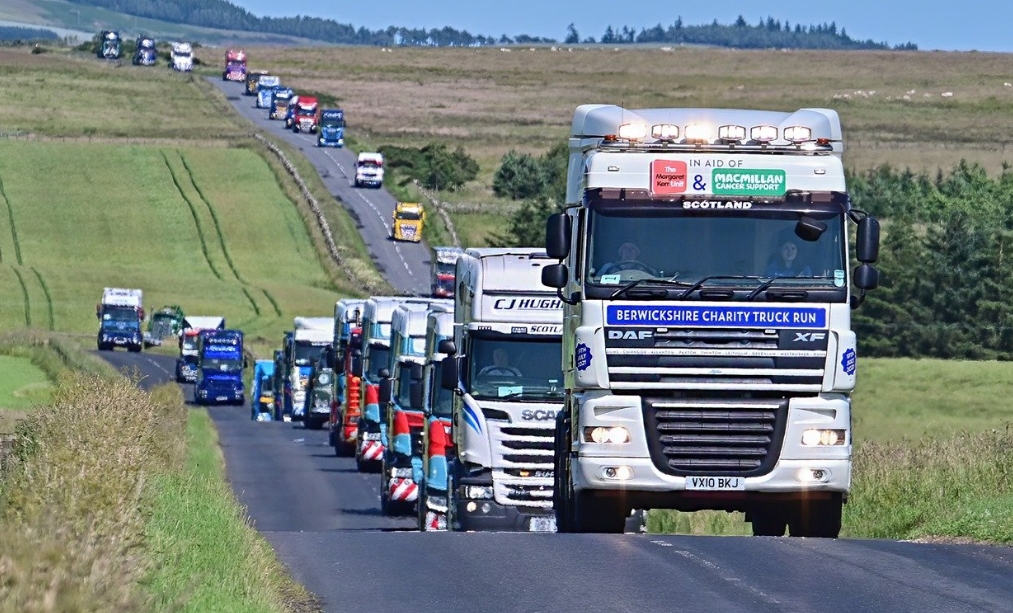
[99,351,1013,613]
[208,77,432,296]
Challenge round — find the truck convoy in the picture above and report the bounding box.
[416,305,456,530]
[392,202,426,243]
[193,329,245,406]
[354,152,384,188]
[431,247,464,298]
[284,317,333,423]
[175,316,225,383]
[132,36,157,66]
[316,109,346,147]
[256,75,281,109]
[540,104,881,537]
[331,299,365,456]
[97,31,122,60]
[96,287,144,352]
[223,49,247,81]
[291,96,320,133]
[380,300,453,515]
[439,249,564,532]
[170,42,194,72]
[270,88,294,120]
[245,70,270,96]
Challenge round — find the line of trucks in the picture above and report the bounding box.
[237,68,387,189]
[92,31,193,71]
[248,103,880,538]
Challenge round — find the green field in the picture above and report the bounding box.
[0,355,51,410]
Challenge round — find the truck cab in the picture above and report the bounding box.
[380,301,452,515]
[144,305,184,347]
[416,305,456,530]
[316,109,346,147]
[354,152,384,188]
[542,104,880,536]
[291,97,319,133]
[392,202,425,242]
[223,49,246,82]
[96,287,144,352]
[133,36,157,66]
[272,348,286,421]
[193,329,245,406]
[330,299,366,455]
[305,352,337,430]
[439,249,564,532]
[256,75,281,109]
[98,31,122,60]
[245,70,270,96]
[252,360,276,420]
[285,317,334,423]
[270,88,294,120]
[431,246,464,298]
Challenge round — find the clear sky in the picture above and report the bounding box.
[230,1,1013,52]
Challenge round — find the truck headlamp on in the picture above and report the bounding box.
[616,122,648,141]
[462,485,494,500]
[717,124,747,143]
[584,426,630,444]
[750,125,778,142]
[651,123,679,140]
[683,123,711,144]
[800,429,847,446]
[783,125,812,143]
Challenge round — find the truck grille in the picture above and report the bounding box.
[642,396,788,477]
[490,420,555,509]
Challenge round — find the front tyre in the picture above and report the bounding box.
[788,495,843,538]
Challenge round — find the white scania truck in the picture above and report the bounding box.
[541,105,880,537]
[439,248,564,531]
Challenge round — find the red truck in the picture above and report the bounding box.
[291,96,319,133]
[223,49,247,81]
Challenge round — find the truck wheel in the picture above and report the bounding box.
[749,508,788,537]
[417,479,428,531]
[788,495,843,538]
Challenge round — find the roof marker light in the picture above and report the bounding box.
[651,124,680,140]
[783,125,812,143]
[750,125,777,142]
[718,124,747,142]
[617,123,648,140]
[684,124,710,143]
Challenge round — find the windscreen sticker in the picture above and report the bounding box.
[607,305,827,328]
[575,343,592,371]
[600,274,621,285]
[841,348,857,376]
[711,169,786,196]
[834,270,846,287]
[650,160,688,195]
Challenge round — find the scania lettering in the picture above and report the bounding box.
[439,248,564,532]
[542,104,881,536]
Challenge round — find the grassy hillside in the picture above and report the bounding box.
[0,47,386,354]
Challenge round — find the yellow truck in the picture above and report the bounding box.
[392,201,425,242]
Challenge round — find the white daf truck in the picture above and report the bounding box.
[541,105,880,537]
[290,316,334,426]
[439,248,564,532]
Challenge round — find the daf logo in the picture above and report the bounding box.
[608,330,654,340]
[794,332,827,342]
[521,409,560,421]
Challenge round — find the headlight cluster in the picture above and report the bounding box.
[462,485,493,500]
[584,426,630,444]
[801,429,847,446]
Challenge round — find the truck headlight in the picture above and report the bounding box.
[584,426,630,444]
[801,429,847,446]
[463,485,494,500]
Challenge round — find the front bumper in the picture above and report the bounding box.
[453,498,555,532]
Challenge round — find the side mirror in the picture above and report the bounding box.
[853,263,879,290]
[542,263,567,289]
[379,367,390,379]
[351,349,363,376]
[856,216,881,263]
[545,213,571,260]
[243,357,249,369]
[409,381,424,411]
[378,378,392,405]
[410,362,423,381]
[437,339,456,356]
[440,356,459,391]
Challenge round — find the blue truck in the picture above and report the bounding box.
[317,109,345,147]
[193,329,246,406]
[252,359,276,420]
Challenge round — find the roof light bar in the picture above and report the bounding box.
[750,125,777,142]
[617,123,648,141]
[684,124,710,144]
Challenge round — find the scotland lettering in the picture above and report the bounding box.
[606,305,827,328]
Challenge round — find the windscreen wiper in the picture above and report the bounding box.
[678,276,764,300]
[744,277,819,301]
[610,278,690,299]
[497,390,564,401]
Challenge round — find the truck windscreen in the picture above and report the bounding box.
[202,358,242,372]
[467,334,563,402]
[430,363,454,417]
[585,201,845,289]
[294,341,328,365]
[102,306,137,322]
[365,345,390,379]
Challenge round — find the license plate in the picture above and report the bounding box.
[686,476,745,491]
[215,396,228,402]
[529,516,556,532]
[362,432,381,441]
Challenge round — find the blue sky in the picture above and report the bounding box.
[232,1,1013,52]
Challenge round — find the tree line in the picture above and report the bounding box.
[64,0,912,50]
[0,26,60,42]
[564,16,916,50]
